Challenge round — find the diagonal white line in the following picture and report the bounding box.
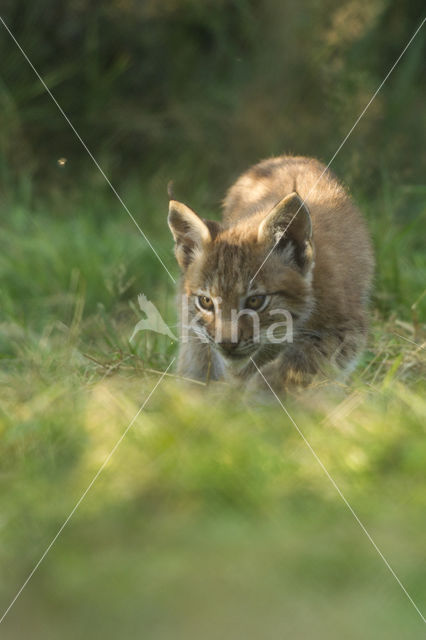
[250,357,426,624]
[250,16,426,284]
[393,332,425,351]
[0,358,175,625]
[0,17,176,284]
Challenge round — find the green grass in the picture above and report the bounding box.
[0,178,425,639]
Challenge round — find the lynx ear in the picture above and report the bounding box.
[168,200,212,270]
[258,192,314,273]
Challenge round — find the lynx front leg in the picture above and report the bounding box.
[177,337,226,383]
[249,352,314,396]
[248,329,366,395]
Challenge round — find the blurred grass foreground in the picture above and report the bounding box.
[0,1,425,638]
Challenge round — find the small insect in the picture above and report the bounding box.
[57,157,67,166]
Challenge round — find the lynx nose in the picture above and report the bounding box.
[218,340,238,355]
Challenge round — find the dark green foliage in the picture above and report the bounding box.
[0,0,425,196]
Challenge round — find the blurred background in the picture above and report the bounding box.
[1,0,425,193]
[0,1,425,638]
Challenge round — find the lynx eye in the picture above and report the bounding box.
[245,294,266,311]
[197,295,214,311]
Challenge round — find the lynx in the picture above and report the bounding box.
[168,156,374,392]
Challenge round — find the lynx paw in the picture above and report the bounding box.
[245,363,285,402]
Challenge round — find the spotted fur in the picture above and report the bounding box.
[168,155,374,392]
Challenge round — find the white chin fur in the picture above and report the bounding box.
[216,351,251,375]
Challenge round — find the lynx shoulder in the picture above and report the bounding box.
[168,155,374,391]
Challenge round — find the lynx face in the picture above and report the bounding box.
[168,193,315,364]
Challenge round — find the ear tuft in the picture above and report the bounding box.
[258,192,314,273]
[168,200,211,270]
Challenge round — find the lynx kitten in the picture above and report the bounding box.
[168,156,374,392]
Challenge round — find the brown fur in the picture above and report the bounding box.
[168,155,374,392]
